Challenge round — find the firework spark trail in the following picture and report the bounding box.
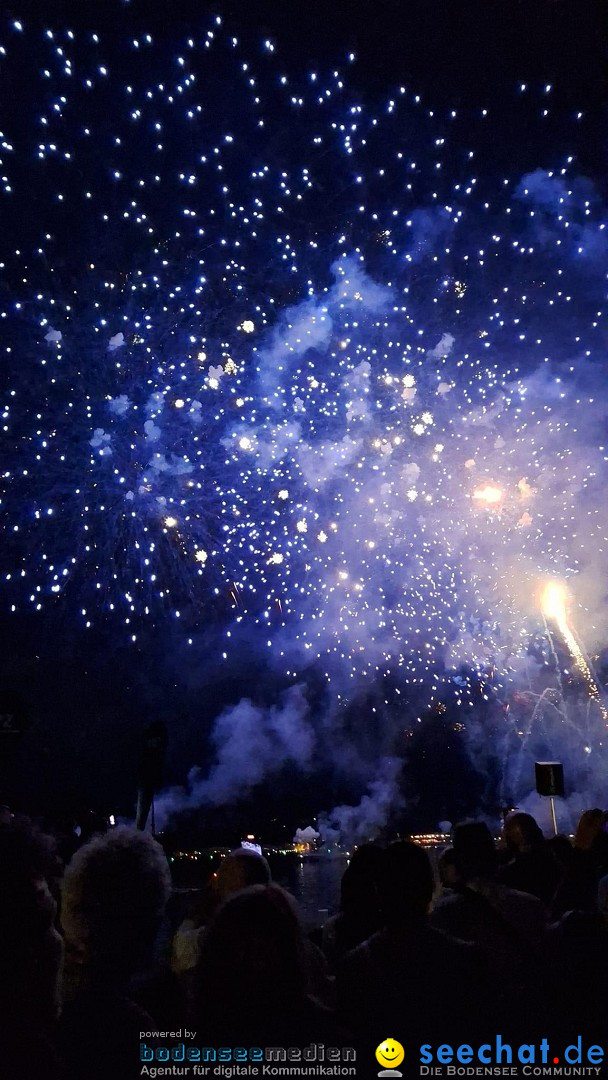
[541,582,608,726]
[542,613,568,709]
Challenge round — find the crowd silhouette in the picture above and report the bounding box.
[2,806,608,1079]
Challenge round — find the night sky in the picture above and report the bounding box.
[1,0,606,841]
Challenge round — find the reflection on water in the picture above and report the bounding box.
[269,853,348,929]
[170,845,445,932]
[169,852,348,929]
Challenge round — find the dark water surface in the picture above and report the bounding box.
[170,848,445,929]
[169,851,348,930]
[269,853,348,928]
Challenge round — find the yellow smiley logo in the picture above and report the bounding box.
[376,1039,405,1070]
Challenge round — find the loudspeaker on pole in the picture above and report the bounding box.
[535,761,565,798]
[535,761,564,836]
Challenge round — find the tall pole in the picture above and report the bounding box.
[549,796,558,837]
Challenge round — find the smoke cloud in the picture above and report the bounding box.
[317,758,404,846]
[155,685,314,828]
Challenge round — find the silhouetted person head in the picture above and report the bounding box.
[598,874,608,927]
[438,846,461,890]
[0,814,63,1028]
[379,841,435,926]
[340,842,383,915]
[61,825,171,984]
[504,813,544,854]
[547,833,574,869]
[574,810,608,880]
[453,822,497,882]
[575,809,607,851]
[213,846,271,904]
[194,883,306,1016]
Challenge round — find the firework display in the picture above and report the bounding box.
[541,583,608,726]
[1,11,607,821]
